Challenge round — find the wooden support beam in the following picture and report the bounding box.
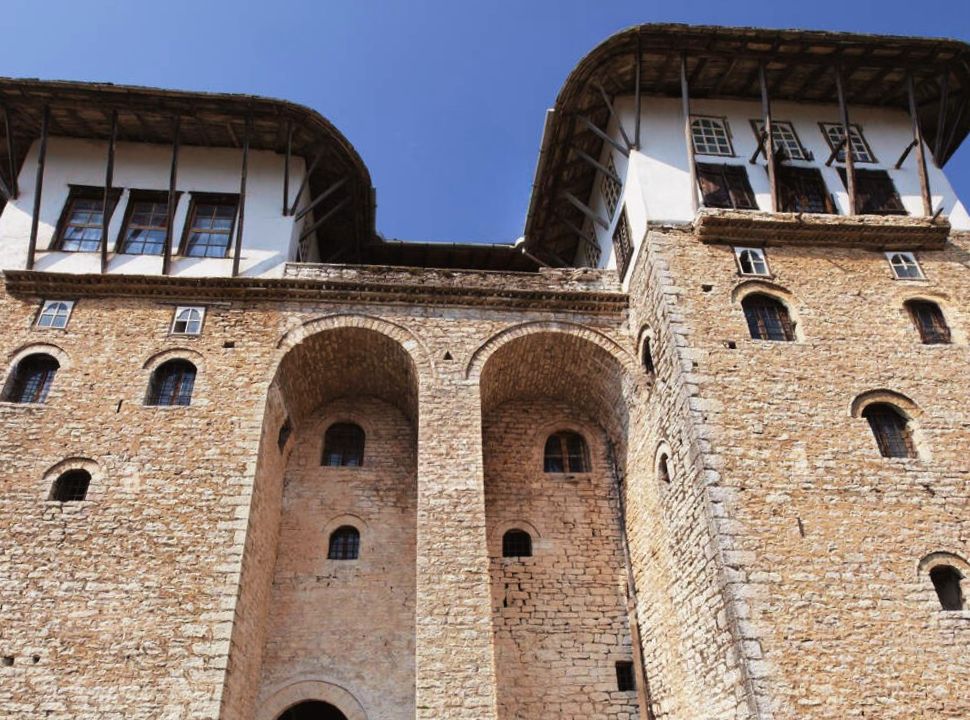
[894,139,917,169]
[712,58,739,96]
[294,176,348,221]
[231,116,250,277]
[3,105,18,198]
[941,95,967,162]
[27,105,49,271]
[835,67,857,215]
[759,63,779,213]
[681,53,698,213]
[749,130,767,164]
[594,82,633,150]
[288,150,322,215]
[934,72,950,166]
[577,116,630,157]
[825,137,848,167]
[907,73,933,216]
[298,195,350,242]
[283,120,292,214]
[634,35,642,150]
[162,116,181,276]
[561,191,609,230]
[0,170,12,201]
[100,109,118,274]
[572,147,622,184]
[558,213,595,243]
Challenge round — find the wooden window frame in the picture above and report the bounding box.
[601,155,622,219]
[543,431,591,474]
[862,403,917,458]
[696,163,758,210]
[690,115,736,157]
[742,294,796,342]
[170,306,206,336]
[819,122,877,164]
[612,206,633,280]
[885,251,925,280]
[178,193,239,258]
[837,168,907,216]
[4,353,59,404]
[906,300,951,344]
[147,359,197,407]
[749,119,811,161]
[733,247,771,277]
[775,165,837,214]
[53,185,122,252]
[322,422,365,467]
[35,299,75,329]
[116,189,181,255]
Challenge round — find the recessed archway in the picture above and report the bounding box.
[277,700,348,720]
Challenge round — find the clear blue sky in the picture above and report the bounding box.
[5,0,969,243]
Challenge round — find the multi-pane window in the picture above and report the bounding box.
[821,122,876,163]
[862,403,916,458]
[601,155,622,218]
[4,354,59,403]
[742,294,795,341]
[322,422,365,467]
[837,168,906,215]
[930,565,965,611]
[502,529,533,558]
[49,470,91,502]
[544,431,590,473]
[36,300,74,329]
[734,247,770,276]
[183,196,238,258]
[612,207,633,280]
[328,526,360,560]
[171,306,204,335]
[777,166,836,214]
[56,188,119,252]
[886,252,924,280]
[615,661,636,692]
[147,359,197,406]
[119,192,170,255]
[691,117,734,156]
[696,163,757,210]
[906,300,951,344]
[753,120,810,161]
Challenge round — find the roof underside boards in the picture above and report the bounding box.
[524,24,970,265]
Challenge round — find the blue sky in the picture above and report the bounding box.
[5,0,969,243]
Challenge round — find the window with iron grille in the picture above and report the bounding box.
[742,294,795,342]
[55,187,121,252]
[171,306,204,335]
[147,359,197,406]
[36,300,74,329]
[930,565,965,611]
[328,526,360,560]
[502,529,532,558]
[119,191,172,255]
[837,168,906,215]
[615,661,636,692]
[886,252,924,280]
[4,353,59,403]
[906,300,950,344]
[612,207,633,280]
[696,163,757,210]
[752,120,810,161]
[601,155,622,218]
[322,423,365,467]
[182,195,238,258]
[544,431,590,473]
[691,116,734,156]
[734,247,770,277]
[821,122,876,164]
[862,403,916,458]
[49,469,91,502]
[777,166,836,214]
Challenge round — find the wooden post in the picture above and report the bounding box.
[283,119,292,215]
[759,63,778,212]
[681,53,698,213]
[100,110,118,274]
[907,74,933,216]
[835,67,856,215]
[595,82,632,150]
[934,72,949,166]
[162,116,181,276]
[3,106,17,198]
[232,116,250,277]
[26,106,49,271]
[288,150,322,215]
[634,35,642,150]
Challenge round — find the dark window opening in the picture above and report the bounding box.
[4,353,59,404]
[742,295,795,342]
[906,301,951,344]
[277,700,349,720]
[328,526,360,560]
[182,195,238,258]
[55,187,121,252]
[777,166,836,214]
[544,431,590,473]
[118,191,171,255]
[642,337,655,374]
[612,208,633,280]
[49,469,91,502]
[322,423,365,467]
[696,163,757,210]
[862,403,916,459]
[837,168,906,215]
[502,529,533,558]
[278,418,292,451]
[147,359,197,406]
[658,454,671,484]
[930,565,964,611]
[616,661,636,692]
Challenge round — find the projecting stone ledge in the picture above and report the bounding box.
[694,208,951,250]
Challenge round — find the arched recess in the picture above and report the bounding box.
[476,322,640,719]
[256,679,368,720]
[223,317,423,719]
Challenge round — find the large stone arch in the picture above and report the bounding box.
[255,679,368,720]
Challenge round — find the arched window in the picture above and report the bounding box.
[735,247,769,276]
[544,431,590,473]
[147,359,197,406]
[49,469,91,502]
[641,337,655,374]
[742,294,795,341]
[658,453,671,484]
[906,300,951,344]
[322,423,365,467]
[502,529,533,557]
[171,307,204,335]
[327,526,360,560]
[36,301,73,329]
[3,353,59,403]
[887,251,923,279]
[929,565,965,611]
[862,403,916,458]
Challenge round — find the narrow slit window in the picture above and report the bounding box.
[4,353,59,404]
[930,565,965,611]
[777,166,836,214]
[837,168,906,215]
[36,300,74,329]
[147,359,197,406]
[277,418,292,451]
[502,529,533,558]
[906,301,950,344]
[691,117,734,156]
[171,306,204,335]
[322,423,365,467]
[862,403,916,459]
[56,187,120,252]
[328,526,360,560]
[696,163,757,210]
[49,470,91,502]
[119,192,170,255]
[642,337,655,374]
[887,252,924,280]
[615,661,636,692]
[544,431,590,473]
[658,453,671,484]
[742,294,795,341]
[182,195,238,258]
[612,207,633,280]
[734,247,769,276]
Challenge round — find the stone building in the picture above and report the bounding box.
[0,22,968,720]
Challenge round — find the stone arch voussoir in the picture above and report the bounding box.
[256,678,368,720]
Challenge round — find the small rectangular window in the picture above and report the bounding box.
[615,661,636,692]
[612,207,633,280]
[55,187,121,252]
[733,247,770,277]
[601,155,622,218]
[886,252,924,280]
[691,116,734,156]
[837,168,906,215]
[119,191,173,255]
[821,122,876,164]
[182,195,238,258]
[777,166,836,214]
[696,163,757,210]
[35,300,74,329]
[752,120,810,161]
[171,306,205,335]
